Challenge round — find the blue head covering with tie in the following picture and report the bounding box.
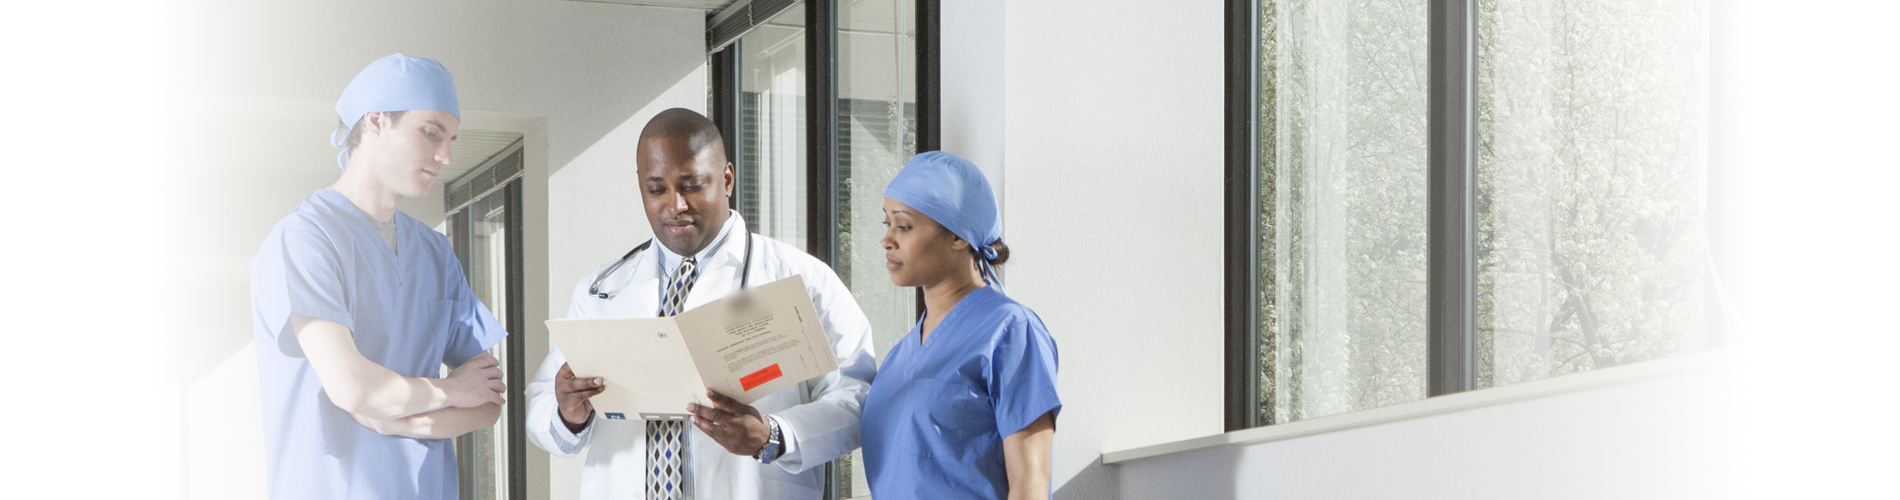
[330,53,461,169]
[884,151,1006,292]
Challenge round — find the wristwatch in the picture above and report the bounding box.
[755,416,785,464]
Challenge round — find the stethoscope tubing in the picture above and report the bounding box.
[588,231,754,300]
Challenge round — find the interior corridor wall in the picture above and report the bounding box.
[940,0,1008,208]
[993,1,1229,498]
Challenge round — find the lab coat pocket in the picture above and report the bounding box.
[759,468,824,499]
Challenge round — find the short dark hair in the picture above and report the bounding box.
[639,108,727,162]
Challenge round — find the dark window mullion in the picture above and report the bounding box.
[915,0,940,154]
[1223,0,1261,432]
[711,44,743,213]
[806,0,839,266]
[1427,0,1477,397]
[503,179,526,500]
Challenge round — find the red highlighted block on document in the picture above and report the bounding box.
[741,364,783,391]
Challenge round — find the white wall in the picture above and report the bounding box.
[161,2,706,499]
[940,0,1008,203]
[991,1,1230,498]
[1115,358,1743,499]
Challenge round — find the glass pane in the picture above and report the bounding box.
[739,3,809,249]
[837,0,916,496]
[461,186,511,500]
[837,0,917,374]
[1474,0,1709,388]
[1256,0,1431,424]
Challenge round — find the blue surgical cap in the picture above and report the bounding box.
[329,53,461,169]
[884,151,1007,292]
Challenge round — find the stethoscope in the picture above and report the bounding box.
[588,231,754,300]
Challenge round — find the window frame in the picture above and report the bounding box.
[1224,0,1722,431]
[1424,0,1479,400]
[1220,0,1261,432]
[446,147,528,500]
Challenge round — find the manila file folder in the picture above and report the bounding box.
[547,274,839,420]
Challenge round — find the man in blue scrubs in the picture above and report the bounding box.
[250,53,509,500]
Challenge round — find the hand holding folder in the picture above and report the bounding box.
[548,275,839,419]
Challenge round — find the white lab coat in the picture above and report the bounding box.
[526,215,877,500]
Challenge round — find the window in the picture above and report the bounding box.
[1473,0,1709,387]
[836,0,919,377]
[1229,0,1713,429]
[1252,0,1432,424]
[446,147,526,500]
[736,3,810,248]
[710,1,937,497]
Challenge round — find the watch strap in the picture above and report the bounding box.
[756,416,784,463]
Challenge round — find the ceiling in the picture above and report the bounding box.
[194,0,745,192]
[208,115,523,185]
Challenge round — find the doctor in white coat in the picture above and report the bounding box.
[526,108,876,500]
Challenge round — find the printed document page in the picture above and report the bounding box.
[672,275,838,405]
[547,275,839,419]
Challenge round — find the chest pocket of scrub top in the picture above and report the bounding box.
[912,376,993,459]
[369,297,459,378]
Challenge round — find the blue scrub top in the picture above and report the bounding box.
[862,286,1061,500]
[250,189,506,500]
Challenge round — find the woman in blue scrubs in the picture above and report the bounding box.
[861,151,1061,500]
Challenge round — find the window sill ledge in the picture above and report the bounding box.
[1100,348,1733,465]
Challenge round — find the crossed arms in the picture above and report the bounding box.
[292,313,504,439]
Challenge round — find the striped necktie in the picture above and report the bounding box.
[648,257,698,500]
